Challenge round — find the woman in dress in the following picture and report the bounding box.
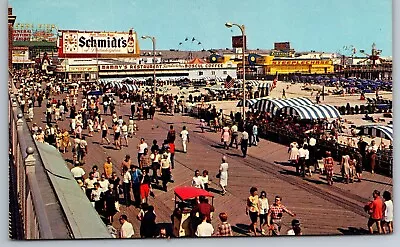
[258,191,269,235]
[324,151,334,185]
[288,142,299,166]
[113,122,121,150]
[103,184,118,224]
[91,182,104,214]
[100,120,111,145]
[341,153,351,184]
[55,129,63,151]
[128,117,135,137]
[121,121,129,147]
[219,156,229,195]
[140,168,152,204]
[246,187,260,236]
[159,153,171,192]
[87,118,94,137]
[61,129,70,153]
[221,125,230,150]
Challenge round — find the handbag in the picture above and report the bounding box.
[216,172,221,179]
[115,201,120,212]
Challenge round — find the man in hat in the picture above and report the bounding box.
[71,161,86,181]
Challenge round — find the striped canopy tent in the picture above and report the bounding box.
[253,97,313,114]
[236,98,259,107]
[216,77,225,82]
[258,82,269,89]
[281,104,341,120]
[359,125,393,141]
[246,80,260,87]
[122,84,139,92]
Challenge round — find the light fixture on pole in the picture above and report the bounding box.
[225,22,246,119]
[141,35,156,99]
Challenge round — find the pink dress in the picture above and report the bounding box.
[222,127,230,142]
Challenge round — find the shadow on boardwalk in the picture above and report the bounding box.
[337,227,369,235]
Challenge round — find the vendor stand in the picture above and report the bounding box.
[172,187,214,237]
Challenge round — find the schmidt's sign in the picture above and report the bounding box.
[59,29,139,57]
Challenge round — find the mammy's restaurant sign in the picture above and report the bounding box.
[100,63,232,71]
[60,30,138,55]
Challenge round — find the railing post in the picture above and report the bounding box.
[25,147,36,174]
[16,113,24,128]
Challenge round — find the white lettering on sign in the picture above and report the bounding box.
[99,63,229,71]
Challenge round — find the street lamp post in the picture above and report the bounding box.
[225,22,246,119]
[141,35,156,99]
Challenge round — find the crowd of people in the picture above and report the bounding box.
[12,68,393,238]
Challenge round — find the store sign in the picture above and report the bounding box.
[69,66,98,72]
[61,30,137,55]
[270,50,294,57]
[12,48,29,63]
[272,60,331,65]
[99,63,231,71]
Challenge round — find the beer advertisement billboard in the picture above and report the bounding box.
[232,35,247,49]
[60,29,139,57]
[274,42,291,51]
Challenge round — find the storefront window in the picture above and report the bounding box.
[198,71,203,76]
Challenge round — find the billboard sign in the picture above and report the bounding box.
[232,35,247,49]
[13,23,57,42]
[60,29,139,57]
[274,42,291,51]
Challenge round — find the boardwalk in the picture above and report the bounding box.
[27,92,392,238]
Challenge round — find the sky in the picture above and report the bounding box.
[9,0,393,56]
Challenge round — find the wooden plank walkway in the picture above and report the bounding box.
[26,92,392,237]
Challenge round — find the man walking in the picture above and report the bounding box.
[240,130,249,158]
[229,123,239,149]
[119,215,135,238]
[180,126,189,153]
[365,190,383,234]
[252,123,258,146]
[267,195,296,236]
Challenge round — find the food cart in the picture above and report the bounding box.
[172,187,214,237]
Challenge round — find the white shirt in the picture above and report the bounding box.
[298,148,307,158]
[84,178,97,189]
[123,171,131,183]
[71,167,85,178]
[384,200,393,222]
[231,125,238,132]
[242,131,249,140]
[98,179,110,193]
[192,176,204,189]
[195,221,214,237]
[309,138,316,147]
[304,149,310,160]
[181,130,189,141]
[120,221,135,238]
[138,143,148,154]
[259,198,269,214]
